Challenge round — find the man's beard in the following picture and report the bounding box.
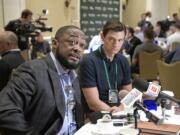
[56,53,79,69]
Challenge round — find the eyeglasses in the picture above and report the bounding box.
[64,38,86,50]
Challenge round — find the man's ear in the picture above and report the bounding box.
[51,39,59,52]
[100,32,104,41]
[53,39,59,49]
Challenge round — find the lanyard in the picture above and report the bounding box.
[103,61,117,90]
[99,48,117,90]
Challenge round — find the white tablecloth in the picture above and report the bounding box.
[74,123,139,135]
[75,107,180,135]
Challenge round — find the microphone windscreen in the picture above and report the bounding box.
[119,90,129,100]
[133,78,149,92]
[89,112,103,124]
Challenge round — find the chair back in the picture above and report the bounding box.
[157,60,180,99]
[139,51,161,80]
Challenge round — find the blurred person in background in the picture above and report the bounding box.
[165,46,180,64]
[123,26,142,60]
[0,31,24,90]
[154,21,166,38]
[4,9,33,50]
[167,23,180,52]
[131,28,163,74]
[88,31,103,52]
[134,26,144,42]
[172,13,180,24]
[137,12,152,31]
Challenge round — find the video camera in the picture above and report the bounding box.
[158,19,176,32]
[15,9,52,36]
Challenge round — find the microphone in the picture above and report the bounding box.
[133,78,180,106]
[120,88,142,108]
[134,101,163,125]
[120,89,163,125]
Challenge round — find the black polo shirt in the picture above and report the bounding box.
[79,46,131,105]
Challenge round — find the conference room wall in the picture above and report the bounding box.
[0,0,25,31]
[122,0,146,27]
[168,0,180,17]
[0,0,180,35]
[26,0,80,36]
[123,0,180,28]
[0,0,3,31]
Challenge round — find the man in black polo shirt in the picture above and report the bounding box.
[79,19,132,113]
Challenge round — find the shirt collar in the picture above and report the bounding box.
[9,48,20,52]
[1,49,21,57]
[50,52,77,80]
[98,46,117,62]
[144,40,153,44]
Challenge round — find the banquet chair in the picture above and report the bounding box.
[139,51,161,81]
[157,60,180,99]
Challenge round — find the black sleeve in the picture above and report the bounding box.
[165,50,175,64]
[0,60,11,90]
[79,55,97,88]
[45,41,51,53]
[132,45,141,60]
[4,21,15,32]
[0,62,39,135]
[120,56,132,86]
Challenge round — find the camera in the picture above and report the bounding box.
[15,20,52,35]
[15,22,34,34]
[15,9,52,36]
[158,19,176,32]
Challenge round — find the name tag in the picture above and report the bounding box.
[108,89,118,104]
[69,122,77,135]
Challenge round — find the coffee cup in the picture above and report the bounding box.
[96,118,113,131]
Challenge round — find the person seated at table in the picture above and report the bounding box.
[123,26,142,60]
[165,46,180,64]
[154,21,166,38]
[79,19,132,113]
[131,27,163,74]
[167,23,180,52]
[88,31,103,52]
[0,31,25,90]
[0,25,86,135]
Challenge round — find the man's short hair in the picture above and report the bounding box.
[0,31,18,46]
[143,27,154,40]
[21,9,33,18]
[145,11,152,17]
[55,25,85,40]
[102,19,126,37]
[173,13,178,18]
[127,27,134,35]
